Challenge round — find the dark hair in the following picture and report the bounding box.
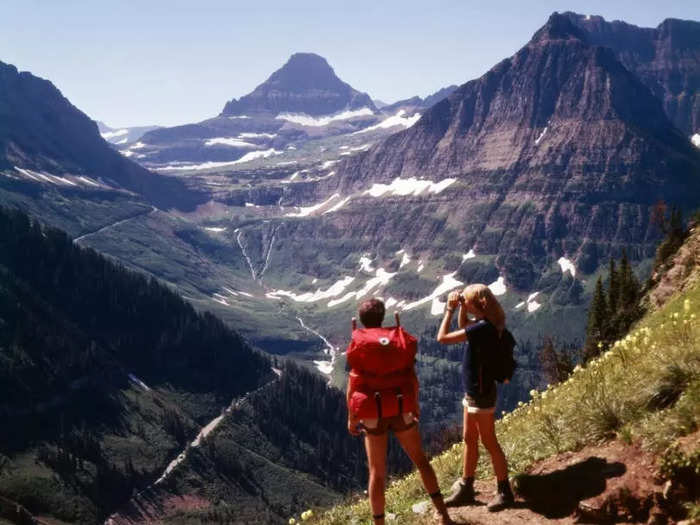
[358,298,385,328]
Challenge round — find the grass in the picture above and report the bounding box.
[305,279,700,525]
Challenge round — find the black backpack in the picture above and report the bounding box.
[487,328,517,383]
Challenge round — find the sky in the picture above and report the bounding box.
[2,0,698,128]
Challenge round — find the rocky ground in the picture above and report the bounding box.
[410,435,699,524]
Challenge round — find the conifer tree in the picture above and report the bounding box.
[608,258,619,313]
[619,249,638,310]
[584,276,608,361]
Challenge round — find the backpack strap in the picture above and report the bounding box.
[374,391,383,420]
[394,312,400,326]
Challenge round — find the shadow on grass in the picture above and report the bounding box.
[512,456,626,519]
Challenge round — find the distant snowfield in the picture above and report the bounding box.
[526,291,541,312]
[558,257,576,277]
[462,249,476,261]
[266,275,355,303]
[359,254,375,273]
[285,193,341,217]
[204,226,227,232]
[327,268,397,307]
[13,167,102,188]
[101,128,128,140]
[323,195,352,214]
[314,360,334,375]
[128,373,151,391]
[692,133,700,148]
[488,276,507,296]
[154,149,283,171]
[365,177,456,197]
[403,272,463,313]
[354,109,421,134]
[276,107,374,127]
[204,137,260,148]
[534,126,548,145]
[340,143,373,155]
[239,132,277,139]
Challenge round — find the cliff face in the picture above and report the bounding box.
[0,61,205,211]
[563,12,700,135]
[220,52,376,117]
[298,13,699,283]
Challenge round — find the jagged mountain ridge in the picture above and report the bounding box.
[221,52,377,117]
[305,12,700,273]
[563,12,700,136]
[381,84,460,113]
[0,61,205,211]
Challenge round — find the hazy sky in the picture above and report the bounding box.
[2,0,698,128]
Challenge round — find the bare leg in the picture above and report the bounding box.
[395,425,454,524]
[463,409,480,479]
[475,412,508,481]
[364,432,388,525]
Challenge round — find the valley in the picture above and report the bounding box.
[0,7,698,524]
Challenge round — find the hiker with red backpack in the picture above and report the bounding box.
[346,298,455,525]
[437,284,516,511]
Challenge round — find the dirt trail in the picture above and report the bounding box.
[415,439,690,524]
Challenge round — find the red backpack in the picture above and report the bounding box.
[346,315,419,420]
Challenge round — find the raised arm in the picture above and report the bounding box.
[458,292,468,329]
[437,291,468,345]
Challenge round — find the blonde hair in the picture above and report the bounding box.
[463,284,506,332]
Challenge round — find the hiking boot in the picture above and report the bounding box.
[444,478,476,507]
[487,479,514,512]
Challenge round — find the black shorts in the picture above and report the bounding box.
[464,383,497,413]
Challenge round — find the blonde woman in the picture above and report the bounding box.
[436,284,514,511]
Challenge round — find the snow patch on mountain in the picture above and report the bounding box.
[314,360,333,375]
[239,132,277,139]
[276,107,374,127]
[128,373,151,391]
[488,276,507,296]
[323,195,351,214]
[285,193,340,217]
[204,226,227,232]
[354,109,421,134]
[534,126,548,145]
[266,276,355,304]
[365,177,456,197]
[155,149,283,171]
[558,257,576,277]
[359,254,375,273]
[403,272,463,312]
[462,249,476,261]
[101,128,128,140]
[692,133,700,148]
[204,137,260,148]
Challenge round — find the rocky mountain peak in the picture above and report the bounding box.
[558,12,700,134]
[531,12,588,45]
[220,52,376,117]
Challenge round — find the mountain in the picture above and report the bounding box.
[220,52,377,117]
[0,61,206,212]
[122,53,423,170]
[563,12,700,136]
[97,120,160,146]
